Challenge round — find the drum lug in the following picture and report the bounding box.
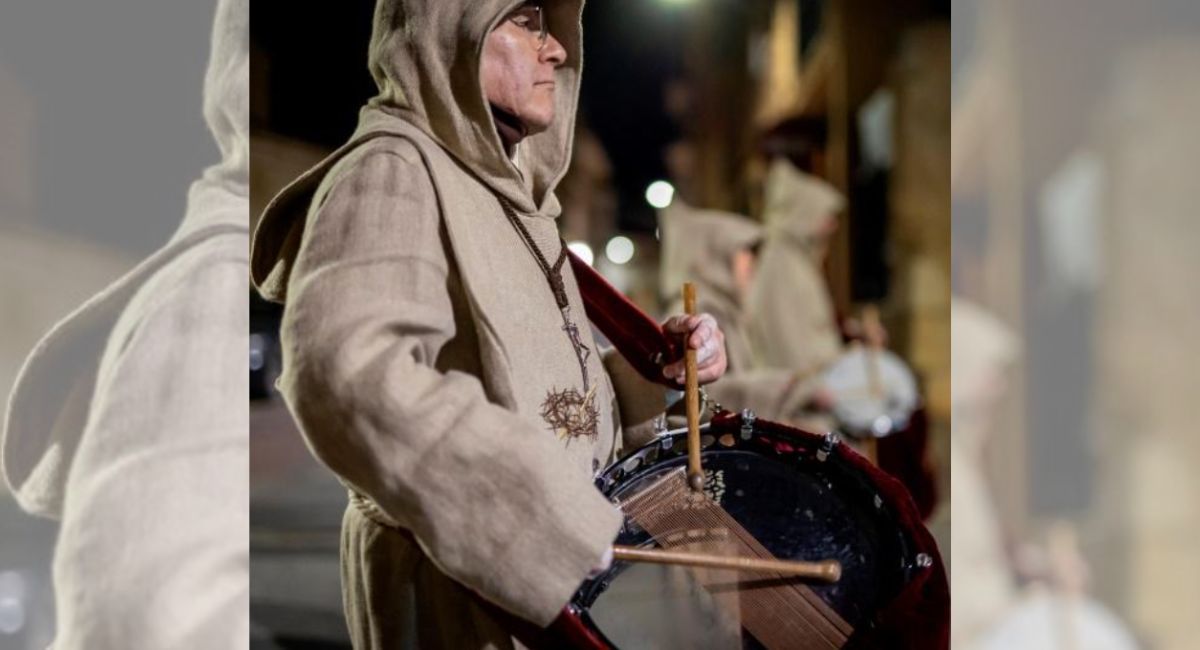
[703,387,722,417]
[652,412,668,437]
[739,409,756,440]
[914,553,933,569]
[817,432,840,462]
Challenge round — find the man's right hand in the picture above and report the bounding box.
[588,546,614,579]
[810,387,837,411]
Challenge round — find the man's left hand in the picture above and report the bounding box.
[661,314,728,385]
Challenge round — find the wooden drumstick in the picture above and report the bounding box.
[1048,522,1085,650]
[613,545,842,583]
[861,305,883,465]
[683,283,704,492]
[862,304,884,399]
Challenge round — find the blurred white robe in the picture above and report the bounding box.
[1,1,249,646]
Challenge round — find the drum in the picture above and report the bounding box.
[822,346,919,439]
[525,410,948,650]
[974,591,1137,650]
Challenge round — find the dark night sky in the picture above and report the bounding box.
[251,1,690,232]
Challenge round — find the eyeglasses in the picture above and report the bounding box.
[507,3,549,51]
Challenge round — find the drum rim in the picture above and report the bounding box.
[824,347,921,438]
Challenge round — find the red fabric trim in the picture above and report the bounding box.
[878,408,938,520]
[568,251,680,388]
[497,604,611,650]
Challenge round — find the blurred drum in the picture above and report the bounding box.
[821,346,919,439]
[822,346,937,519]
[973,591,1137,650]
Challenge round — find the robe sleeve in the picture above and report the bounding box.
[52,241,249,649]
[278,143,621,627]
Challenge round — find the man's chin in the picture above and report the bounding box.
[524,124,552,138]
[523,112,555,136]
[493,103,554,141]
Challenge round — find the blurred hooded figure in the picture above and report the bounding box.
[1,0,250,647]
[743,157,846,430]
[949,298,1019,646]
[659,202,762,371]
[250,0,726,647]
[658,201,821,421]
[951,299,1138,650]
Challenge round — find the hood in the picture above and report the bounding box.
[657,199,763,313]
[761,157,844,255]
[251,0,586,303]
[1,0,249,517]
[368,0,584,212]
[741,159,844,375]
[177,0,250,241]
[198,0,250,200]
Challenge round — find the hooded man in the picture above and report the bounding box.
[249,1,727,647]
[1,0,250,647]
[743,157,846,430]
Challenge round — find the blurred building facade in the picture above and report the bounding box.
[668,0,951,424]
[953,0,1200,646]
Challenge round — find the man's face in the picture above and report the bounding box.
[814,213,838,259]
[732,248,758,301]
[481,3,567,139]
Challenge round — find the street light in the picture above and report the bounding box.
[645,180,675,209]
[605,236,635,265]
[0,571,26,635]
[567,241,594,266]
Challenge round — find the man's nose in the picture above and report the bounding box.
[540,33,567,66]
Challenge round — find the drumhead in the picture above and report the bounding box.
[822,347,919,437]
[572,415,930,649]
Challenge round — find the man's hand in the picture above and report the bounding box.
[843,316,889,348]
[588,546,614,579]
[809,386,837,412]
[661,314,728,385]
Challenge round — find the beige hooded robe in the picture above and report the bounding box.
[949,298,1019,646]
[657,201,814,421]
[743,158,846,429]
[1,0,250,647]
[250,0,666,646]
